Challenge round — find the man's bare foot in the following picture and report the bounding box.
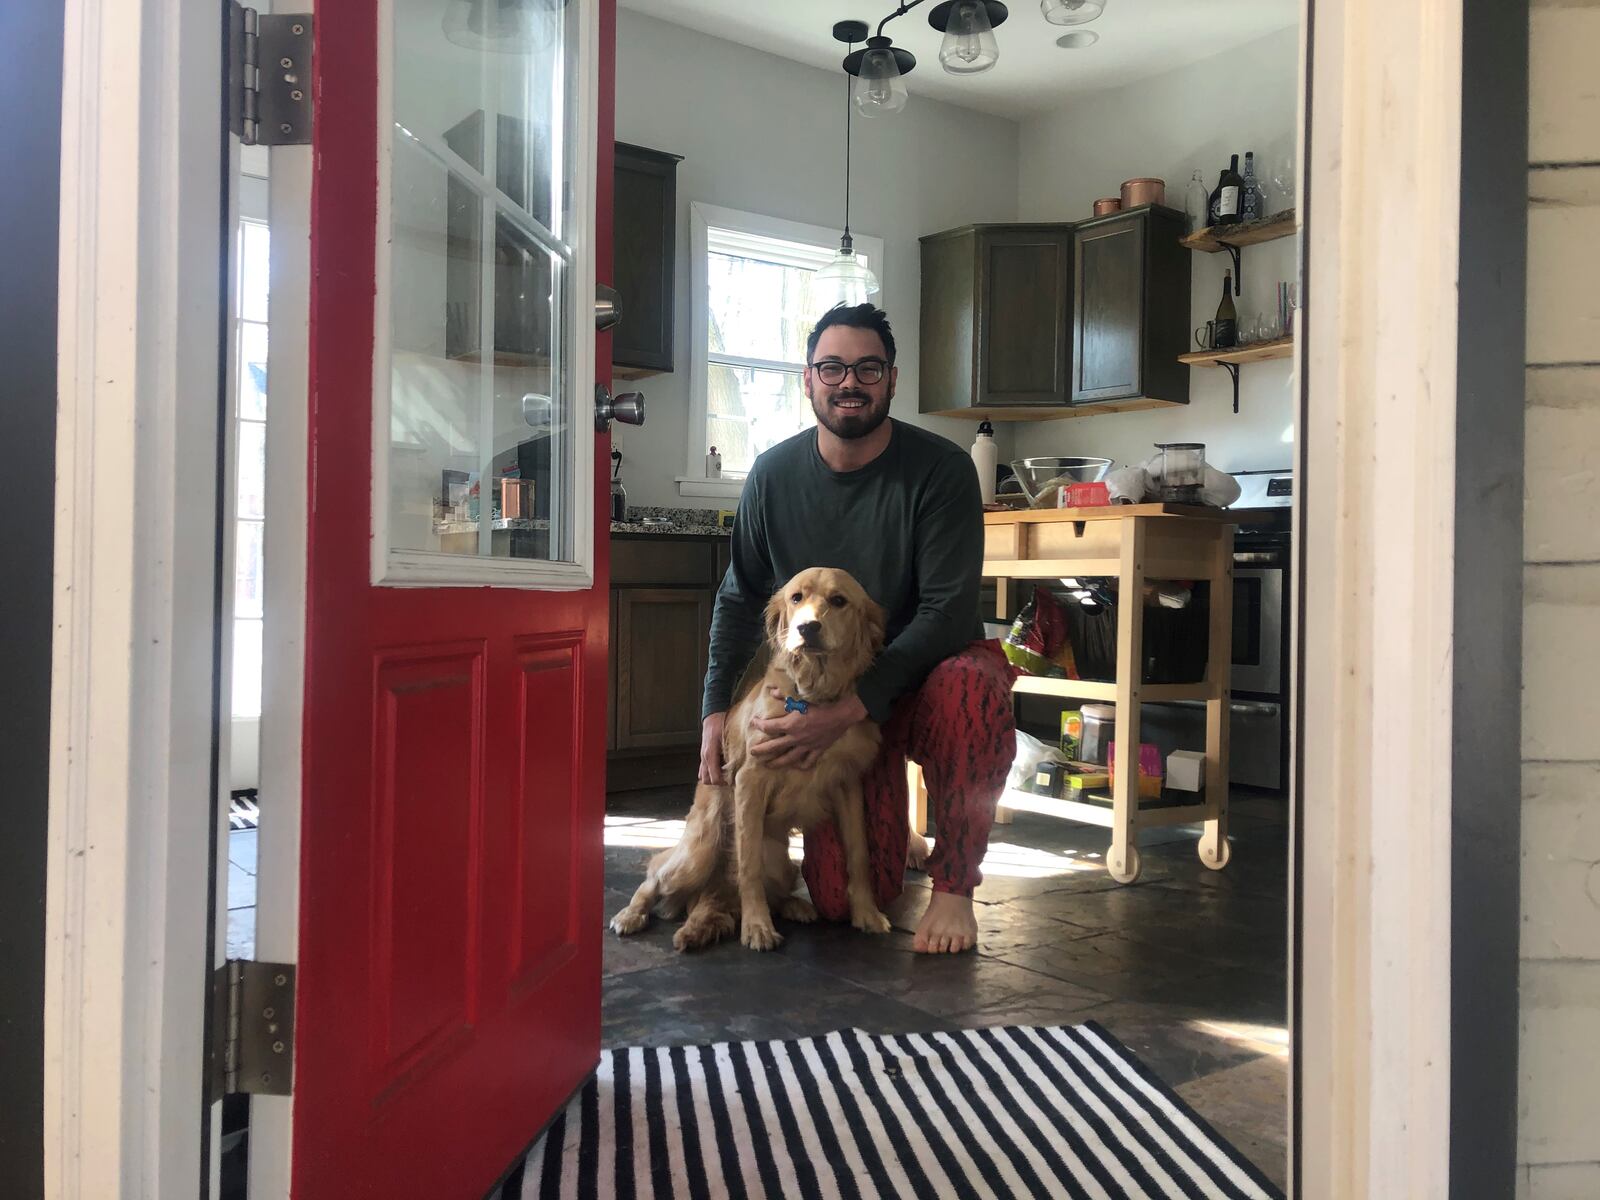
[907,829,932,872]
[913,890,978,953]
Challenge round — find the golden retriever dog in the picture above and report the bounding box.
[609,567,893,952]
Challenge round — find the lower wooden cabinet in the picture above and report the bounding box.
[611,587,711,750]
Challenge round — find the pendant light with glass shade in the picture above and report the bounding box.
[1040,0,1106,27]
[929,0,1007,75]
[817,24,882,308]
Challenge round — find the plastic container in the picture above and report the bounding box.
[1081,703,1116,765]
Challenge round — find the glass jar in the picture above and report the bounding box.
[1155,442,1206,504]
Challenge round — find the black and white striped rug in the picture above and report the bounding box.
[494,1023,1282,1200]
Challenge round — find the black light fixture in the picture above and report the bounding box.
[840,18,916,119]
[840,1,1018,117]
[817,21,883,304]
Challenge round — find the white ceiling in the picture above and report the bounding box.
[618,0,1298,120]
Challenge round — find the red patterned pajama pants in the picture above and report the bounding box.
[802,640,1019,919]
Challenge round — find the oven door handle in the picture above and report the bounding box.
[1230,700,1282,715]
[1233,551,1286,566]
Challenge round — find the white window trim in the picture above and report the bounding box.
[682,201,883,500]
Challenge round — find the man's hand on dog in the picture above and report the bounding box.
[698,712,727,784]
[749,689,868,769]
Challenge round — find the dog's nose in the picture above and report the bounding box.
[796,620,822,642]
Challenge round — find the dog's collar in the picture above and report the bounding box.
[783,695,809,715]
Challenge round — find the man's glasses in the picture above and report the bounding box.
[809,357,889,386]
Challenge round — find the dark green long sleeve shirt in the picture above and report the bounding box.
[701,420,985,723]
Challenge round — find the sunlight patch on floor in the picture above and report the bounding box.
[1187,1019,1290,1059]
[607,818,1098,879]
[604,816,805,855]
[978,840,1101,879]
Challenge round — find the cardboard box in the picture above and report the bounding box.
[1167,750,1206,792]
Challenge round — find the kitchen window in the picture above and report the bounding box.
[681,203,882,499]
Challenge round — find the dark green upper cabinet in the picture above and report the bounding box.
[918,207,1191,419]
[919,224,1075,415]
[1071,205,1191,408]
[612,142,682,378]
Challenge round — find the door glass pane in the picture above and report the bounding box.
[706,364,813,477]
[386,0,578,563]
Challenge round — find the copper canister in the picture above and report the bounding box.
[1092,197,1121,217]
[1120,177,1166,208]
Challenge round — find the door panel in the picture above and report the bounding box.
[286,0,614,1195]
[977,229,1071,408]
[614,587,711,749]
[1073,218,1144,403]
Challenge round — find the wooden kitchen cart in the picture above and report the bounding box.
[983,505,1236,884]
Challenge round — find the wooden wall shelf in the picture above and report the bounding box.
[1179,336,1294,412]
[1179,337,1294,368]
[1181,209,1298,254]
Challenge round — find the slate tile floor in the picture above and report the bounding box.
[603,787,1291,1193]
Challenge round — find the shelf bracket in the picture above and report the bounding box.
[1224,242,1242,293]
[1223,362,1241,414]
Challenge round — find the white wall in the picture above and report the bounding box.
[1012,28,1301,473]
[1519,5,1600,1196]
[610,10,1021,507]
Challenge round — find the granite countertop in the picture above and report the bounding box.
[610,505,731,538]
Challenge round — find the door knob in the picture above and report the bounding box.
[595,284,622,333]
[595,383,644,432]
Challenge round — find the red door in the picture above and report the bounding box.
[289,1,614,1195]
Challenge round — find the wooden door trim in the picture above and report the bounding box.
[46,0,227,1194]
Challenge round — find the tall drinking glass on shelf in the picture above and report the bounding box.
[1270,149,1297,214]
[1184,170,1209,233]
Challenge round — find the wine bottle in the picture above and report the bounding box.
[1212,154,1244,225]
[1241,151,1265,221]
[1214,271,1238,348]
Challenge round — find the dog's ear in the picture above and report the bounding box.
[764,589,787,648]
[864,596,887,654]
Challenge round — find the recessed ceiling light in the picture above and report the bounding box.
[1055,31,1100,48]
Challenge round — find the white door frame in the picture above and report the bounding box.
[46,0,1508,1196]
[46,0,224,1196]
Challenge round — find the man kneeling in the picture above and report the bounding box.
[698,303,1017,954]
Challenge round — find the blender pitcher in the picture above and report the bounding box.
[1155,443,1206,504]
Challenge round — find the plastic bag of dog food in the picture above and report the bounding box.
[1002,585,1078,678]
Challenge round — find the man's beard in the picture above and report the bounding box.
[812,387,891,441]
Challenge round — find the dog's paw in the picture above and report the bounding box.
[907,830,933,872]
[851,906,893,935]
[741,919,784,951]
[778,896,818,924]
[610,908,648,936]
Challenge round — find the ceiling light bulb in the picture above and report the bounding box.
[939,1,1000,75]
[1041,0,1107,27]
[852,40,909,116]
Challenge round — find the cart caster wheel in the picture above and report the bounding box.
[1199,834,1232,871]
[1107,844,1142,885]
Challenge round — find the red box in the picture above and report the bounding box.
[1061,481,1111,508]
